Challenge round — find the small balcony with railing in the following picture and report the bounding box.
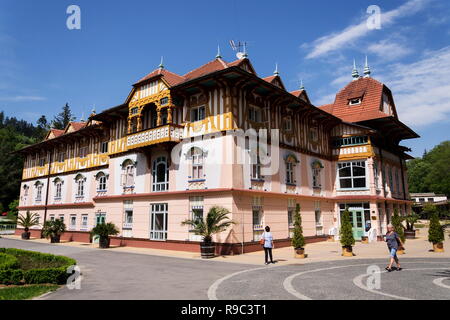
[126,124,184,150]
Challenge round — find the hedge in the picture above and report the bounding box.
[0,253,19,270]
[0,248,76,285]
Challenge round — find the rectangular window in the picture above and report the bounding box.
[284,117,292,132]
[312,168,321,188]
[338,161,367,190]
[286,162,295,185]
[192,151,204,180]
[70,215,76,230]
[59,215,65,223]
[373,162,380,189]
[248,106,262,123]
[55,183,62,200]
[100,142,109,154]
[81,215,88,230]
[251,162,262,180]
[150,204,168,241]
[36,185,43,202]
[79,147,88,159]
[124,209,133,228]
[349,98,362,105]
[50,215,55,222]
[191,106,206,122]
[58,152,65,163]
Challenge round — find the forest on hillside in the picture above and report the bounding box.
[0,105,76,217]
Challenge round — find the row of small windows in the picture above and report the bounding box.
[332,136,369,148]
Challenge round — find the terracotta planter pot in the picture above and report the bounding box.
[99,236,110,249]
[50,236,61,244]
[405,230,416,239]
[21,232,31,240]
[327,235,335,242]
[361,236,369,244]
[342,246,354,257]
[200,242,216,259]
[433,242,445,253]
[294,248,305,259]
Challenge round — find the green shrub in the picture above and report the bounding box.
[340,208,355,247]
[0,253,19,270]
[392,209,406,243]
[428,212,445,244]
[0,248,76,285]
[291,204,305,249]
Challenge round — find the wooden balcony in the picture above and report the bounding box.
[126,124,184,150]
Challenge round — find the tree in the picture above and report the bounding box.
[17,211,40,239]
[407,141,450,197]
[181,206,235,243]
[52,103,75,130]
[392,209,406,243]
[428,211,444,244]
[340,208,355,248]
[291,204,305,249]
[7,200,19,221]
[42,219,67,243]
[91,222,119,248]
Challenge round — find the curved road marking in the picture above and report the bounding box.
[208,266,271,300]
[353,268,450,300]
[433,277,450,289]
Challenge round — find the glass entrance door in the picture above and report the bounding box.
[150,204,168,241]
[350,210,365,240]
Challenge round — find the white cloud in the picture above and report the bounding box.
[0,95,47,102]
[380,46,450,127]
[367,39,412,61]
[303,0,429,59]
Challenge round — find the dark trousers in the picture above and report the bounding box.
[264,247,273,263]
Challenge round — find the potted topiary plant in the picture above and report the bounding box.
[428,211,445,253]
[291,204,306,258]
[404,213,420,239]
[340,208,355,257]
[91,222,119,249]
[42,219,66,243]
[182,206,235,259]
[17,211,40,240]
[392,209,406,254]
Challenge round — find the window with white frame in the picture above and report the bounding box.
[70,215,77,229]
[54,178,63,200]
[348,97,362,105]
[191,106,206,122]
[251,158,262,180]
[338,161,367,189]
[121,160,135,188]
[373,162,380,189]
[100,141,109,154]
[75,175,86,198]
[190,148,204,180]
[152,156,169,192]
[190,196,204,224]
[59,215,65,223]
[285,156,298,185]
[311,161,323,188]
[50,215,55,222]
[81,215,88,230]
[23,185,29,197]
[96,172,108,192]
[35,182,43,202]
[288,199,296,228]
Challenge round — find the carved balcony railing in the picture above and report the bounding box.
[127,124,184,150]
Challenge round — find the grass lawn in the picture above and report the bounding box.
[0,284,59,300]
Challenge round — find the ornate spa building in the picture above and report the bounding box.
[16,53,419,253]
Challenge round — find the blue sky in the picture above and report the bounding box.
[1,0,449,157]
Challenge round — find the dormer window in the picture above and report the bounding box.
[283,117,293,132]
[349,98,362,105]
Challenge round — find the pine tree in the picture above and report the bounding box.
[52,103,75,130]
[291,204,305,249]
[340,208,355,247]
[428,210,444,244]
[392,208,406,243]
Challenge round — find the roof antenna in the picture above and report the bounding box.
[364,55,371,78]
[159,56,164,70]
[274,63,279,76]
[352,59,359,81]
[300,79,305,90]
[216,45,222,59]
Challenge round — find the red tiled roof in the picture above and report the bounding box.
[50,129,64,137]
[135,58,253,88]
[290,89,305,98]
[70,122,87,131]
[262,75,277,83]
[318,77,391,123]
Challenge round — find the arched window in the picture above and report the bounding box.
[95,172,108,192]
[35,182,43,202]
[121,159,136,188]
[190,147,204,180]
[74,174,86,198]
[285,154,299,185]
[23,185,29,197]
[153,156,168,192]
[311,160,324,189]
[53,178,63,200]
